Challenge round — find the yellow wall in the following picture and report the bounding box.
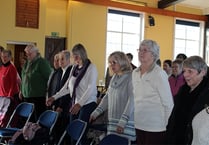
[66,1,176,79]
[145,14,174,61]
[45,0,68,37]
[0,0,47,55]
[67,1,107,80]
[0,0,67,55]
[175,5,203,15]
[0,0,205,82]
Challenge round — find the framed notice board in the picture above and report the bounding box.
[16,0,39,28]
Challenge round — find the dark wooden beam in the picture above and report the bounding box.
[158,0,185,9]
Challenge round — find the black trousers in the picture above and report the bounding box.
[23,97,46,121]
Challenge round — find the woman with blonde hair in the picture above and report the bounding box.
[90,51,136,141]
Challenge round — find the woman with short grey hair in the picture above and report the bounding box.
[183,56,208,75]
[133,39,174,145]
[138,39,160,62]
[166,56,209,145]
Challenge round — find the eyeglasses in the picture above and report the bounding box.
[137,48,151,53]
[108,60,118,65]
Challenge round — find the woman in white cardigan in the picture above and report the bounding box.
[132,39,174,145]
[46,43,98,145]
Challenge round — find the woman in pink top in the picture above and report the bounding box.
[169,59,185,97]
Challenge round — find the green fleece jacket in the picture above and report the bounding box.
[21,55,52,98]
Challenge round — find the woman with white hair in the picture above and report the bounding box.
[132,39,174,145]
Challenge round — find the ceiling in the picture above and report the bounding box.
[159,0,209,15]
[180,0,209,9]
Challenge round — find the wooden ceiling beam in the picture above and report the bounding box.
[158,0,185,9]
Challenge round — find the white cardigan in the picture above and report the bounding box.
[192,107,209,145]
[132,65,174,132]
[53,63,98,106]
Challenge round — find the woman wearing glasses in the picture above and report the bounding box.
[132,39,174,145]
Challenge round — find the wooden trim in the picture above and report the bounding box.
[73,0,208,22]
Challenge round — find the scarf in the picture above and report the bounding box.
[71,59,91,104]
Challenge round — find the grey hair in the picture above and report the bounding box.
[25,43,39,53]
[72,43,88,63]
[183,56,208,74]
[108,51,132,73]
[61,50,71,60]
[139,39,159,62]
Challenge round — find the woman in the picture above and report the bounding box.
[168,59,185,98]
[163,59,172,77]
[0,50,20,127]
[47,52,61,103]
[191,106,209,145]
[90,51,136,141]
[166,56,209,145]
[132,39,174,145]
[46,43,98,144]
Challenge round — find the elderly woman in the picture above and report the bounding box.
[90,51,136,141]
[132,39,174,145]
[166,56,209,145]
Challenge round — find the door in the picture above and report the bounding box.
[45,37,66,68]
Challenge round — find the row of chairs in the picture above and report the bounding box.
[0,102,130,145]
[58,120,130,145]
[0,102,58,145]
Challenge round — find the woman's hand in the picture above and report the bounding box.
[116,126,124,134]
[89,115,96,123]
[46,97,55,106]
[69,103,81,115]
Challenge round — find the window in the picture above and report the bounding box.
[106,9,143,69]
[174,19,204,59]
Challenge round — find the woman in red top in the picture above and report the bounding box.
[0,49,20,127]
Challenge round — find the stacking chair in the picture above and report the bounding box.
[98,134,130,145]
[57,119,87,145]
[36,110,58,145]
[0,102,34,143]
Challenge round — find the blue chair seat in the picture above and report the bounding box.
[99,134,130,145]
[0,102,34,143]
[57,119,87,145]
[0,128,19,137]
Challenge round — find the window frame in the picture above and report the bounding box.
[105,8,144,73]
[174,18,204,59]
